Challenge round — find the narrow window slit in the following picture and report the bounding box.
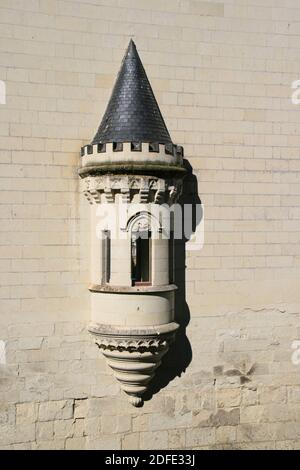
[131,231,151,286]
[102,230,111,284]
[169,230,174,284]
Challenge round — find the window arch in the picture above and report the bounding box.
[126,212,160,287]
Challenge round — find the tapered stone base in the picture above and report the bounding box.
[88,322,179,406]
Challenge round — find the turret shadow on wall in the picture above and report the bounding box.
[144,159,202,401]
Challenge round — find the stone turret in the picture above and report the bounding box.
[79,40,186,406]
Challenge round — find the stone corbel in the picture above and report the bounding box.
[88,322,178,406]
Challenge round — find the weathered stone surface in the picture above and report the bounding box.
[0,423,35,446]
[240,406,264,424]
[0,403,16,425]
[36,421,54,440]
[38,400,74,422]
[65,437,86,450]
[116,415,131,433]
[132,415,149,432]
[54,419,75,438]
[74,399,87,419]
[287,387,300,404]
[241,387,257,406]
[86,435,121,450]
[74,418,85,437]
[259,386,287,405]
[196,408,240,428]
[216,426,237,444]
[18,337,43,350]
[276,440,300,450]
[32,439,65,450]
[122,432,140,450]
[185,427,215,448]
[216,387,241,408]
[84,417,101,437]
[168,429,186,449]
[140,430,168,450]
[149,411,192,431]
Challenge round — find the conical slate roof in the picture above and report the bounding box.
[92,40,172,145]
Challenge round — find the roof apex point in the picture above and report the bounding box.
[126,38,137,57]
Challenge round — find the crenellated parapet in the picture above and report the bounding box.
[81,141,184,160]
[79,142,185,180]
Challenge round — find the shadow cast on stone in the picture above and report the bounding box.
[143,159,202,402]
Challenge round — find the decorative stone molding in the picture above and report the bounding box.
[126,211,161,234]
[88,322,178,406]
[81,175,182,205]
[89,284,177,293]
[95,337,168,352]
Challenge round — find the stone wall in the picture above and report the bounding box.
[1,0,300,449]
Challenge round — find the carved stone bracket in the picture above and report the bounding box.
[88,322,179,406]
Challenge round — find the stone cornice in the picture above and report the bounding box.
[81,174,183,204]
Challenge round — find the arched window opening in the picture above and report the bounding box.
[131,231,151,286]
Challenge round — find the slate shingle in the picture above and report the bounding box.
[92,39,172,146]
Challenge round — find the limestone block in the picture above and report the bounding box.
[0,404,15,426]
[287,386,300,403]
[149,411,193,431]
[0,423,35,446]
[65,437,86,450]
[116,415,131,433]
[259,386,287,404]
[12,443,32,450]
[74,399,87,419]
[185,427,215,448]
[216,387,241,408]
[18,337,43,350]
[276,440,300,450]
[36,421,54,440]
[16,402,38,425]
[38,400,74,422]
[8,323,54,338]
[240,406,264,424]
[132,415,149,432]
[215,426,237,444]
[86,435,121,450]
[241,387,258,406]
[54,419,75,438]
[84,417,101,437]
[101,415,117,434]
[74,418,85,437]
[168,429,186,449]
[32,439,65,450]
[122,432,140,450]
[140,430,168,450]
